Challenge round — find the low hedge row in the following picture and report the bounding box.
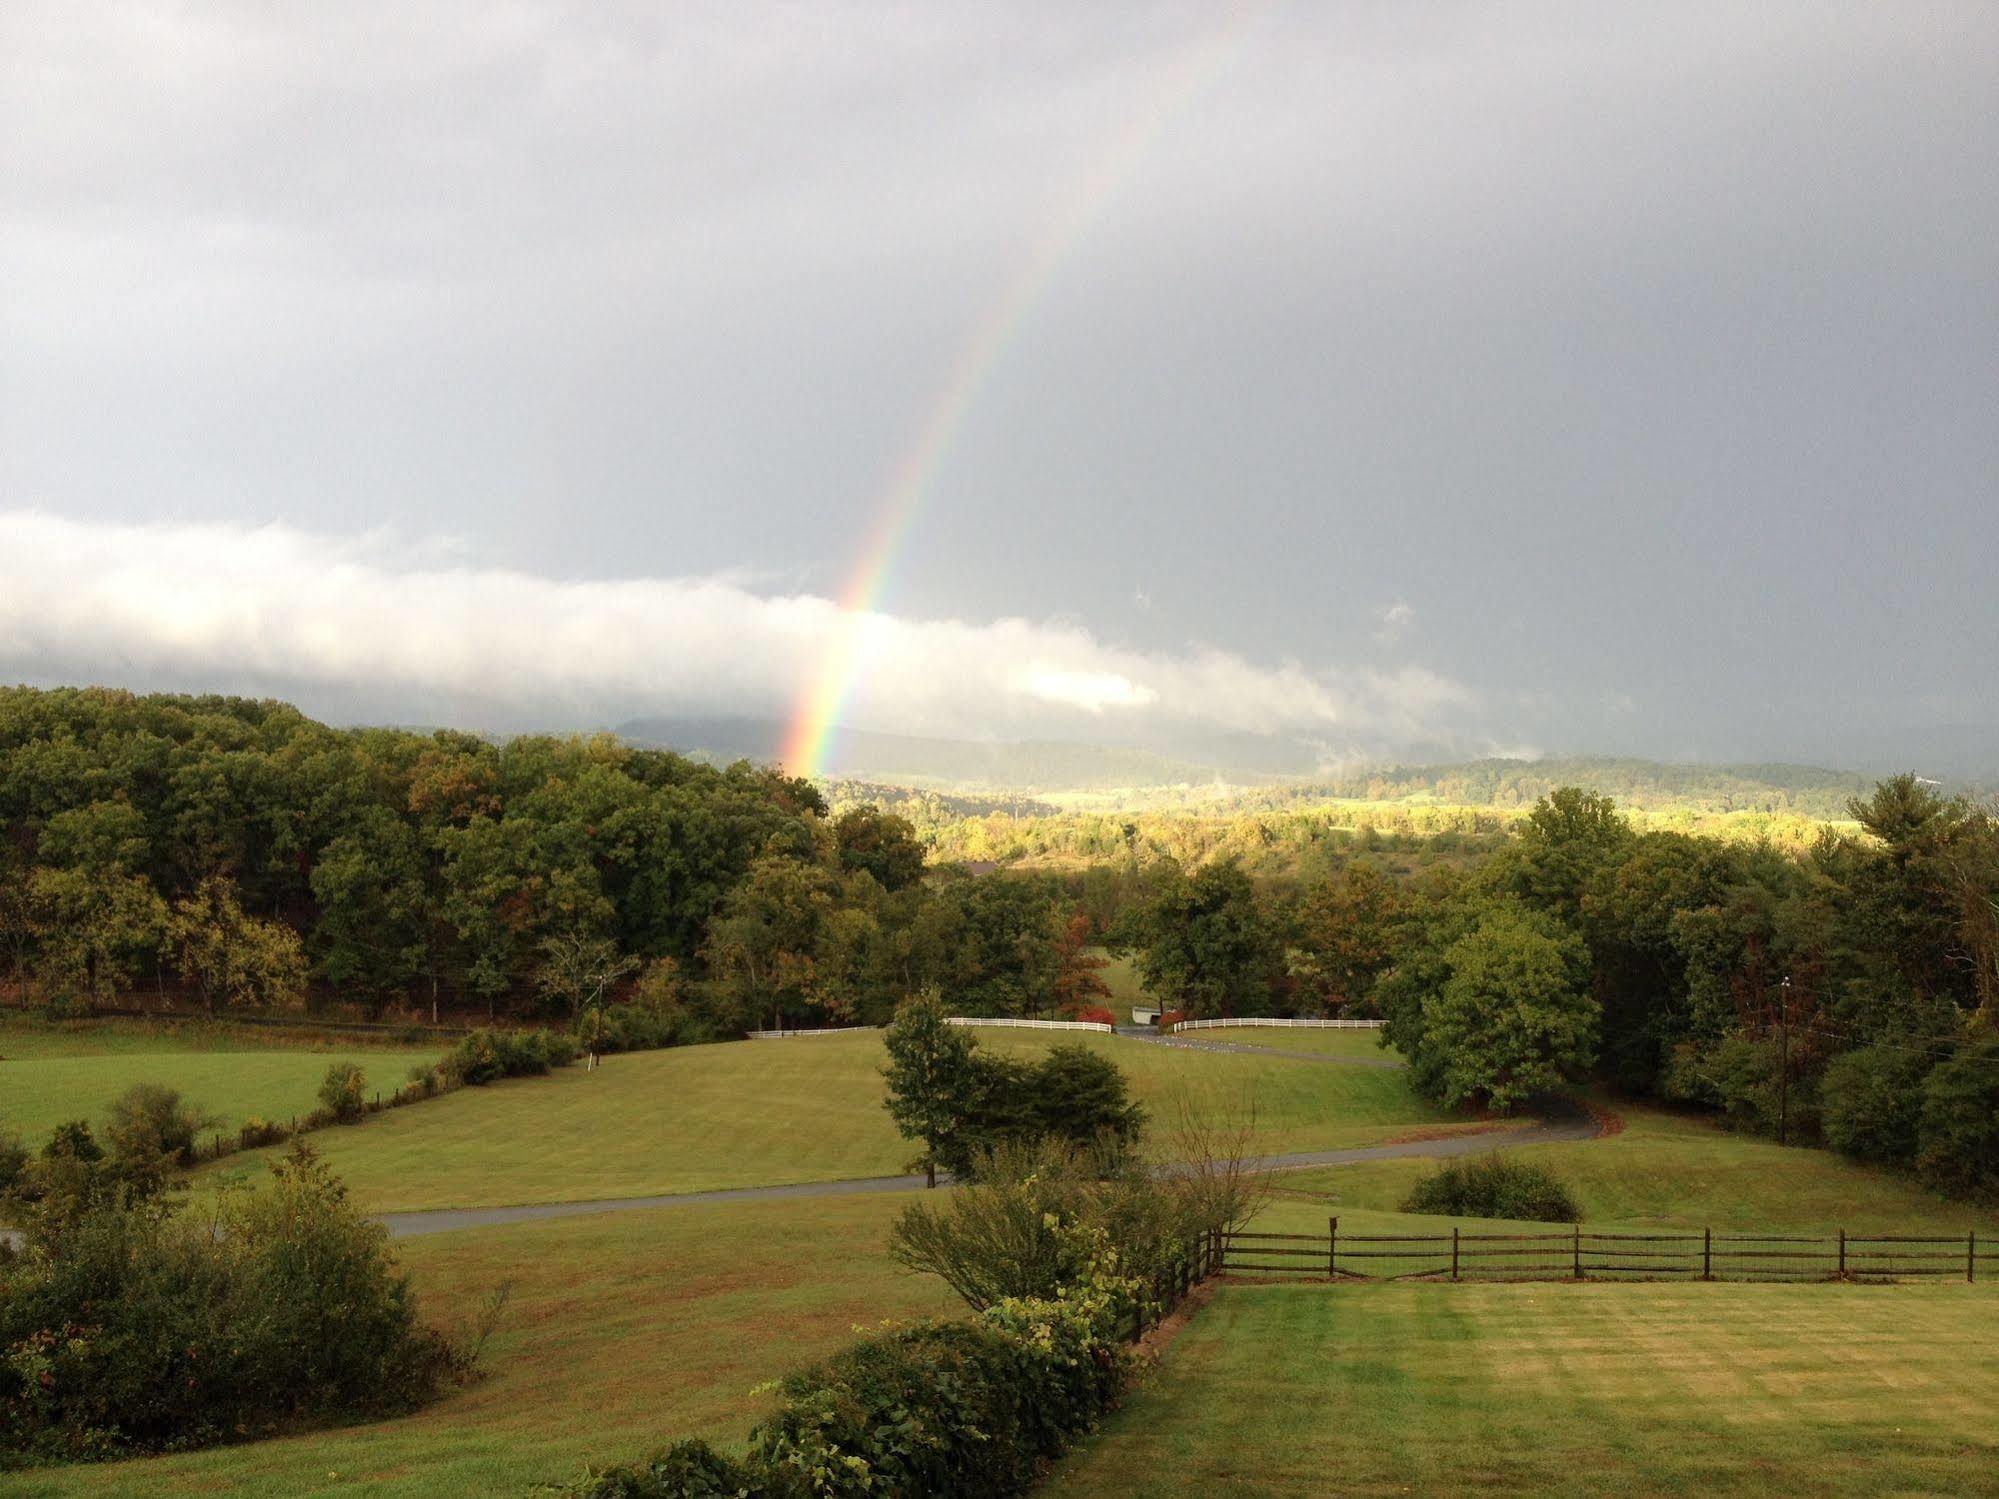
[568,1277,1133,1498]
[182,1028,584,1168]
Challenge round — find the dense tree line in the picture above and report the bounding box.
[0,688,1086,1031]
[1100,779,1999,1198]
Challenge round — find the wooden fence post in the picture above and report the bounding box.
[1703,1227,1712,1281]
[1451,1225,1460,1281]
[1329,1216,1338,1282]
[1837,1229,1846,1279]
[1971,1232,1977,1285]
[1573,1222,1582,1280]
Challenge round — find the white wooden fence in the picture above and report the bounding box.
[747,1025,880,1039]
[945,1016,1115,1033]
[1172,1017,1383,1032]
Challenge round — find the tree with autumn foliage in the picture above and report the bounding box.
[1292,860,1410,1015]
[1048,909,1113,1020]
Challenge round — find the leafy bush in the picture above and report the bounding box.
[569,1439,785,1497]
[1401,1154,1582,1223]
[237,1115,288,1150]
[439,1027,579,1086]
[0,1142,460,1463]
[319,1061,369,1123]
[889,1128,1260,1316]
[0,1132,27,1198]
[104,1082,219,1172]
[1072,1005,1117,1027]
[567,1256,1137,1499]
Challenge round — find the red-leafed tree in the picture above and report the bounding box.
[1049,910,1113,1019]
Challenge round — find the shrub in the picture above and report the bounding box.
[1401,1154,1582,1223]
[319,1061,369,1123]
[571,1269,1135,1497]
[104,1082,219,1172]
[568,1439,784,1497]
[42,1120,103,1164]
[1028,1044,1145,1155]
[889,1134,1251,1314]
[439,1027,578,1086]
[0,1131,27,1197]
[0,1141,459,1463]
[238,1115,288,1150]
[1073,1005,1117,1027]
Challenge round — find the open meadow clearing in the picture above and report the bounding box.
[0,1018,444,1146]
[200,1029,1455,1213]
[1043,1281,1999,1498]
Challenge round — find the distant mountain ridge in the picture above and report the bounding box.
[612,716,1936,818]
[614,716,1236,791]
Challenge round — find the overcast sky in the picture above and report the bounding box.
[3,2,1994,768]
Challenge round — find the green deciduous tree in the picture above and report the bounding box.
[1420,902,1596,1112]
[881,991,984,1187]
[166,876,307,1013]
[1110,858,1283,1019]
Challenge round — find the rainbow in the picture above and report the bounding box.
[780,5,1269,777]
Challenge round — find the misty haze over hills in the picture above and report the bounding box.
[616,714,1996,797]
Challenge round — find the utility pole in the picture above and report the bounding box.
[1777,975,1792,1146]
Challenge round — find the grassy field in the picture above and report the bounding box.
[1254,1100,1999,1240]
[1045,1282,1999,1498]
[193,1029,1451,1213]
[9,1190,953,1499]
[1168,1026,1400,1061]
[1093,949,1149,1023]
[0,1018,444,1146]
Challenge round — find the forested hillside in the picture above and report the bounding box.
[0,687,1093,1031]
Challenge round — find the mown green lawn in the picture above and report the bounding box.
[1256,1100,1999,1240]
[1045,1281,1999,1498]
[1168,1026,1401,1062]
[7,1190,954,1499]
[201,1030,1452,1213]
[0,1019,444,1146]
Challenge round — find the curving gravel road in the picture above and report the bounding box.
[0,1039,1601,1250]
[373,1099,1603,1240]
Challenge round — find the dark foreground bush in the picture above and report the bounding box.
[1401,1153,1582,1223]
[565,1268,1134,1499]
[0,1142,461,1465]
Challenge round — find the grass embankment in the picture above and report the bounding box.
[0,1017,443,1146]
[1045,1281,1999,1498]
[203,1030,1454,1213]
[10,1190,953,1499]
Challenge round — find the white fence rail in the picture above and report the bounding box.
[1173,1017,1383,1032]
[747,1025,879,1039]
[946,1016,1115,1033]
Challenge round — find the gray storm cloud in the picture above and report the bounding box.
[2,3,1994,765]
[0,512,1475,744]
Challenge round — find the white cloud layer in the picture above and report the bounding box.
[0,511,1475,746]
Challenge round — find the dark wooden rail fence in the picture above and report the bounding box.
[1218,1220,1994,1284]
